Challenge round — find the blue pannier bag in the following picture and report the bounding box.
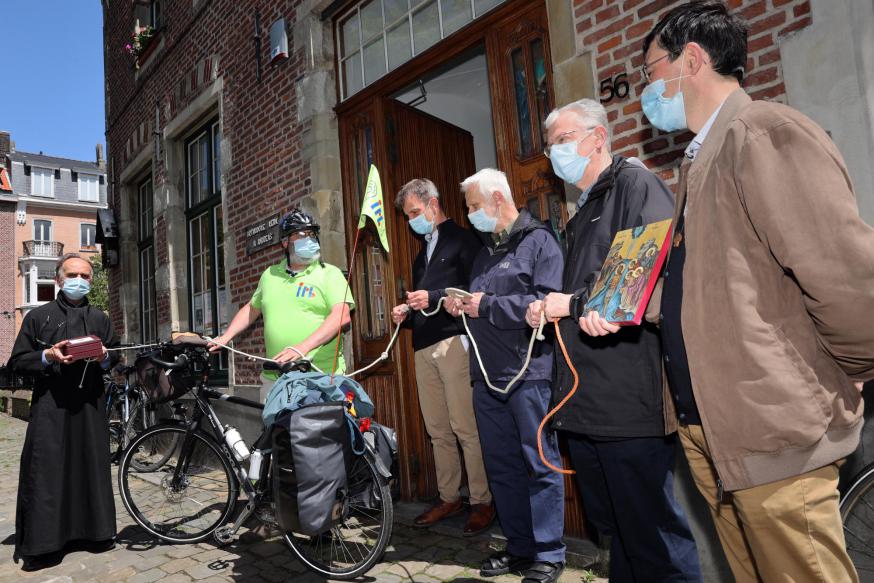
[262,371,374,427]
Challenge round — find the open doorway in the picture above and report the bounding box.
[394,46,497,172]
[334,0,588,539]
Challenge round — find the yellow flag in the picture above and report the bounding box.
[357,164,390,252]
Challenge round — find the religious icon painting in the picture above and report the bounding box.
[583,218,673,325]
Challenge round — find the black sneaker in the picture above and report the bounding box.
[522,561,565,583]
[479,550,534,577]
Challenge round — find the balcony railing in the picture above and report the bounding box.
[22,240,64,258]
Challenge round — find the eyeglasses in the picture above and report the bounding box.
[641,53,671,83]
[543,128,595,158]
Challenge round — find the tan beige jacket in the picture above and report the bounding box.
[648,89,874,491]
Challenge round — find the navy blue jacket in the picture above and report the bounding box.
[467,209,563,385]
[405,219,482,351]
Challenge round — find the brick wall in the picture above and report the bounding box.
[104,0,310,382]
[574,0,812,184]
[0,201,15,364]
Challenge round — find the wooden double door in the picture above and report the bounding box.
[336,0,587,538]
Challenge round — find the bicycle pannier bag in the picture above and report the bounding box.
[134,348,195,404]
[272,402,352,536]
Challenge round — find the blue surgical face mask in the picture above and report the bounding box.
[550,140,592,185]
[641,53,688,132]
[62,276,91,300]
[292,236,320,261]
[408,202,435,235]
[468,208,498,233]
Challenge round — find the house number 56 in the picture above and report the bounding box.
[599,73,629,103]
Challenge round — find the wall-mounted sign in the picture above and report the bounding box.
[245,213,280,255]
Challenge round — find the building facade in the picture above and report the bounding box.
[2,134,108,340]
[0,133,16,364]
[102,0,874,555]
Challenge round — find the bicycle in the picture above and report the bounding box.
[841,461,874,576]
[104,360,182,469]
[117,337,393,580]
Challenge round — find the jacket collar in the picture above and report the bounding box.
[489,208,544,254]
[686,88,751,192]
[584,155,627,204]
[55,290,90,314]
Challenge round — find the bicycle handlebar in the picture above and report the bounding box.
[263,360,312,374]
[148,352,189,371]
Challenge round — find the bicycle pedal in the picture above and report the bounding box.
[213,525,236,545]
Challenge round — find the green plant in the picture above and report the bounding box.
[89,254,110,313]
[125,25,155,66]
[581,569,598,583]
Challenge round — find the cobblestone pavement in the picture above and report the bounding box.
[0,414,604,583]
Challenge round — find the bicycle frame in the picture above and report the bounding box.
[164,380,274,541]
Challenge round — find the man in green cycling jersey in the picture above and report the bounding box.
[209,209,355,399]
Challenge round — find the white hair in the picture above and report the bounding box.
[544,98,612,146]
[460,168,511,202]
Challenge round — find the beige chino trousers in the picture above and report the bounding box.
[414,335,491,505]
[678,424,857,583]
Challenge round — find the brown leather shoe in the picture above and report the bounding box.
[463,502,496,537]
[413,499,464,528]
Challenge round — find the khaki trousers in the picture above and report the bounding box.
[414,336,491,505]
[678,424,857,583]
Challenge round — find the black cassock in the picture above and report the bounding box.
[9,292,120,559]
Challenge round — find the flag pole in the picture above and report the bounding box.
[330,164,389,381]
[330,227,362,381]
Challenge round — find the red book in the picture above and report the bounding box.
[582,218,673,326]
[61,335,105,362]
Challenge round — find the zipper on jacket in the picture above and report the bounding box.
[716,478,724,503]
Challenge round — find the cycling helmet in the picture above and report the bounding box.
[280,209,320,237]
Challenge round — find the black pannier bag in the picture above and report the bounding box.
[134,348,197,404]
[272,402,353,536]
[368,422,399,499]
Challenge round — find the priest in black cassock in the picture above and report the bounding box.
[9,253,120,571]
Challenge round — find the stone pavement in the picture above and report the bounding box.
[0,415,605,583]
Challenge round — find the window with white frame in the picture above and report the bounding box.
[80,223,97,250]
[31,167,55,197]
[23,263,57,305]
[337,0,505,99]
[33,219,52,242]
[78,174,100,202]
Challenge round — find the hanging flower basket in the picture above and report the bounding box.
[125,25,156,69]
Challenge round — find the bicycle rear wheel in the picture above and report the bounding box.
[119,425,237,542]
[841,462,874,577]
[283,453,393,580]
[126,399,178,471]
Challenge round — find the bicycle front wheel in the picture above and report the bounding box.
[119,425,238,543]
[283,453,393,580]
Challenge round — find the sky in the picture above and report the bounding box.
[0,0,106,163]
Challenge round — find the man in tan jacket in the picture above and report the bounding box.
[580,2,874,581]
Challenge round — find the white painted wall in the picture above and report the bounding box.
[780,0,874,226]
[394,52,498,170]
